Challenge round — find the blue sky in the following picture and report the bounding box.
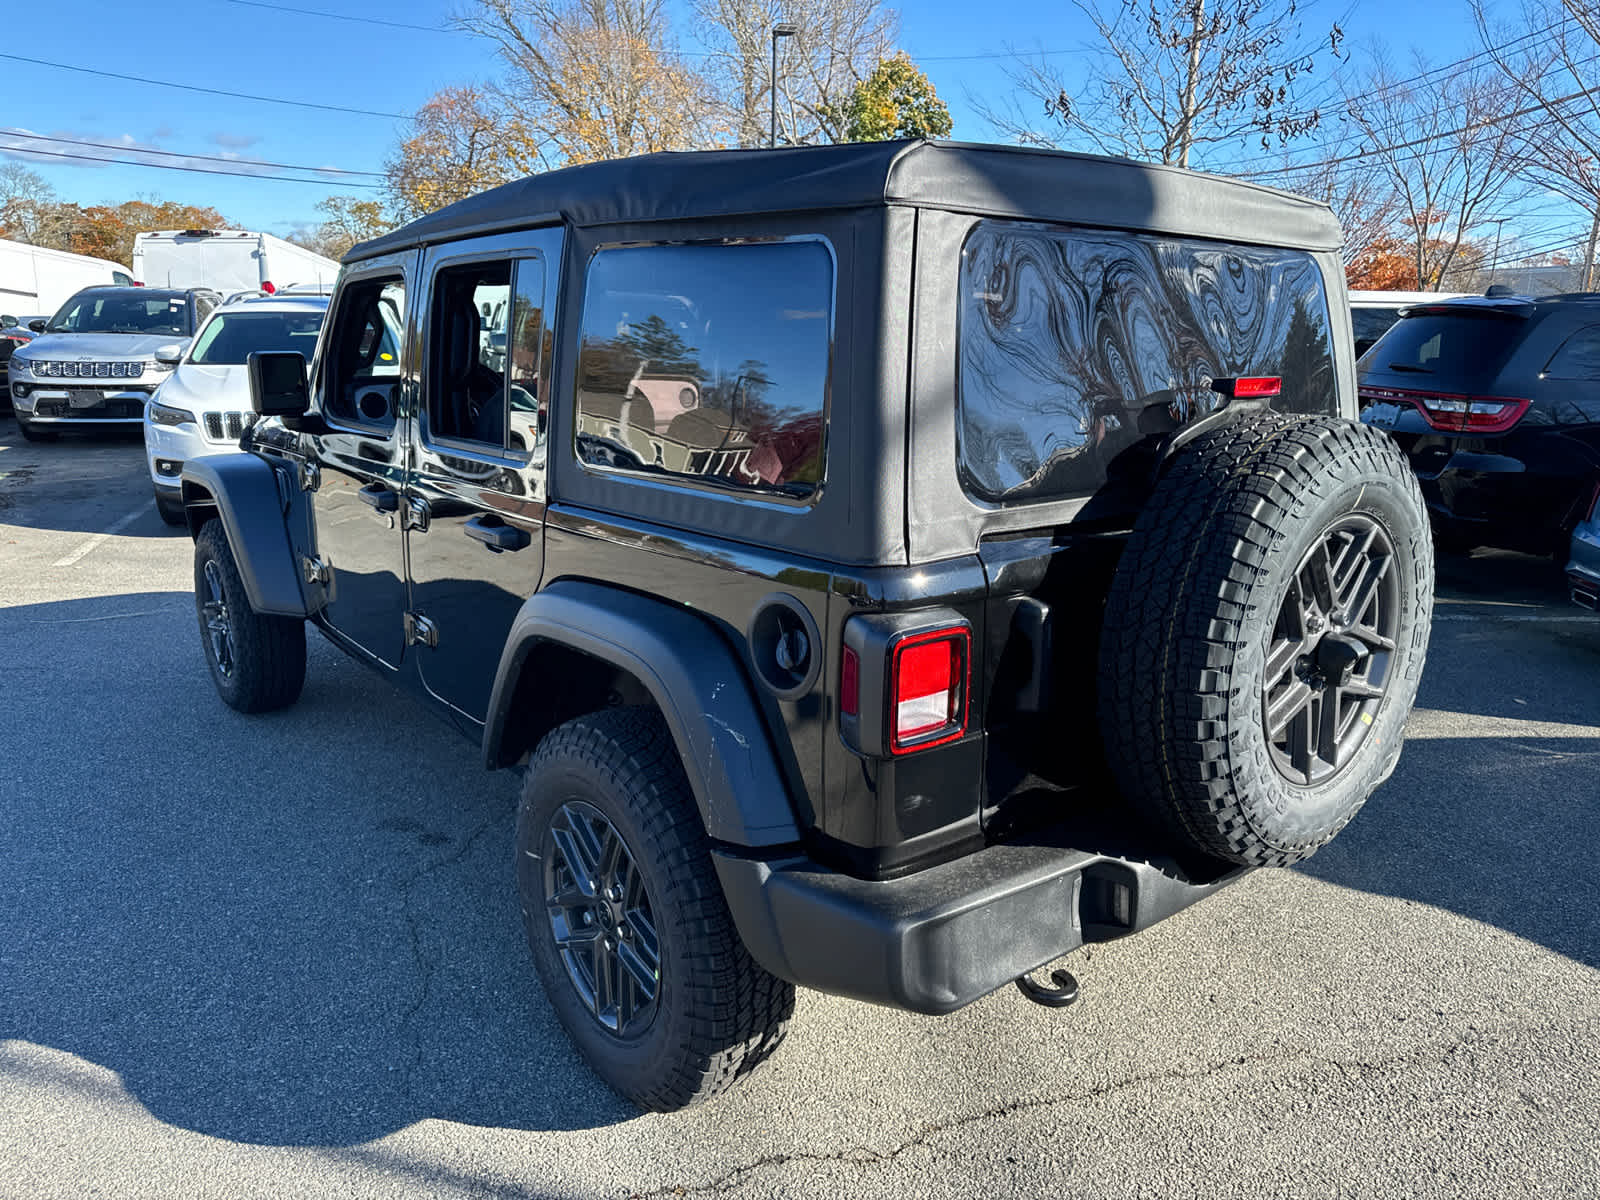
[1,0,1565,252]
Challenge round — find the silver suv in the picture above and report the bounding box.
[9,286,219,442]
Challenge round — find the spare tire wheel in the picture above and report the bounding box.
[1098,412,1434,867]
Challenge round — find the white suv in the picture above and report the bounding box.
[145,293,328,524]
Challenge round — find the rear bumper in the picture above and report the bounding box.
[714,830,1244,1015]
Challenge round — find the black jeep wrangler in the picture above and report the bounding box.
[179,141,1434,1111]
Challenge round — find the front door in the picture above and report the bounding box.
[404,229,561,721]
[307,255,415,668]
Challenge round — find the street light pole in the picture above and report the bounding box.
[1488,218,1507,288]
[770,22,798,149]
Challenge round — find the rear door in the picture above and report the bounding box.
[305,252,417,668]
[403,227,562,722]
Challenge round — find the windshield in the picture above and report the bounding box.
[189,309,325,365]
[48,290,191,336]
[1359,310,1524,391]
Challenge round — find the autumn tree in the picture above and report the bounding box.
[825,51,952,141]
[40,199,228,266]
[293,195,393,260]
[455,0,722,165]
[386,84,538,220]
[694,0,897,146]
[983,0,1342,167]
[1345,54,1525,291]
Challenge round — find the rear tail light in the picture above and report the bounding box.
[261,280,276,294]
[1362,386,1529,434]
[838,613,972,757]
[1210,375,1282,399]
[889,628,969,754]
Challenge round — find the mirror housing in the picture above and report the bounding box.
[28,319,47,333]
[0,314,16,329]
[154,344,184,367]
[248,350,310,417]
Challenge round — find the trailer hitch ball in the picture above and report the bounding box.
[1015,966,1081,1009]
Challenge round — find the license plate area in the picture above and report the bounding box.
[69,391,105,409]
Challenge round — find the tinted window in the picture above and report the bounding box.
[1362,310,1523,391]
[189,309,325,364]
[959,221,1337,504]
[48,290,191,335]
[574,241,832,499]
[1352,306,1401,355]
[324,277,403,431]
[426,260,512,447]
[1543,324,1600,380]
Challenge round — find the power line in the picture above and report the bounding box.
[221,0,458,34]
[7,145,384,189]
[0,52,407,121]
[1,129,383,178]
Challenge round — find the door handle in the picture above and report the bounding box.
[463,515,530,553]
[358,482,399,513]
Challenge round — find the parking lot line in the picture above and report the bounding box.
[50,502,154,568]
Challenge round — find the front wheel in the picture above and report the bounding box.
[193,519,306,713]
[516,708,794,1111]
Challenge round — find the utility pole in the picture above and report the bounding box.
[770,23,798,149]
[1583,202,1600,292]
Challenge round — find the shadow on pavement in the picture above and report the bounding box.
[1,590,634,1146]
[0,422,176,539]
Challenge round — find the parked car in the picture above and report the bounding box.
[145,293,328,524]
[0,316,37,416]
[176,140,1434,1111]
[1359,291,1600,556]
[1567,482,1600,610]
[1,238,133,317]
[7,286,219,441]
[133,229,339,296]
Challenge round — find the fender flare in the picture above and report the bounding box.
[484,580,802,849]
[180,455,310,618]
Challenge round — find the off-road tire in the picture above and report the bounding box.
[193,518,307,713]
[156,492,187,526]
[516,707,795,1111]
[1099,413,1433,867]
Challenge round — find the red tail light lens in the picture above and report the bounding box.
[1211,375,1282,398]
[1362,386,1529,434]
[889,628,969,753]
[261,280,276,294]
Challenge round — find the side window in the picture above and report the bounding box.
[1543,325,1600,380]
[427,261,512,448]
[193,294,215,328]
[574,240,833,499]
[112,271,132,286]
[324,276,405,432]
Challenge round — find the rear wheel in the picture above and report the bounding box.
[193,519,306,713]
[1098,413,1434,867]
[516,708,794,1111]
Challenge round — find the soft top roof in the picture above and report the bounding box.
[349,140,1343,262]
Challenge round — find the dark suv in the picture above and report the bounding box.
[1359,293,1600,555]
[175,141,1434,1110]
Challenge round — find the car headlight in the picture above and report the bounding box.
[148,400,197,427]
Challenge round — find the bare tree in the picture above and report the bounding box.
[1345,53,1527,290]
[455,0,724,164]
[1276,152,1402,272]
[980,0,1342,167]
[1474,0,1600,285]
[0,162,61,245]
[693,0,897,146]
[385,84,539,220]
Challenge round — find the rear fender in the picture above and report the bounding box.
[180,454,313,618]
[484,580,802,849]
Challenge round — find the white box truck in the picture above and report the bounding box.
[1,239,134,319]
[132,229,339,295]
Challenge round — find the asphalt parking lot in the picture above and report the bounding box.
[2,424,1598,1200]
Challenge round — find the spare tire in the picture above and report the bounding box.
[1098,413,1433,867]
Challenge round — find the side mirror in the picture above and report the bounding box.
[0,314,16,329]
[248,350,310,417]
[28,319,47,333]
[154,344,184,367]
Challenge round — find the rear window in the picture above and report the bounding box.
[1361,310,1523,391]
[958,221,1336,504]
[1352,306,1401,354]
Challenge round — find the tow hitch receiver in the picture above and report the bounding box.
[1016,966,1080,1009]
